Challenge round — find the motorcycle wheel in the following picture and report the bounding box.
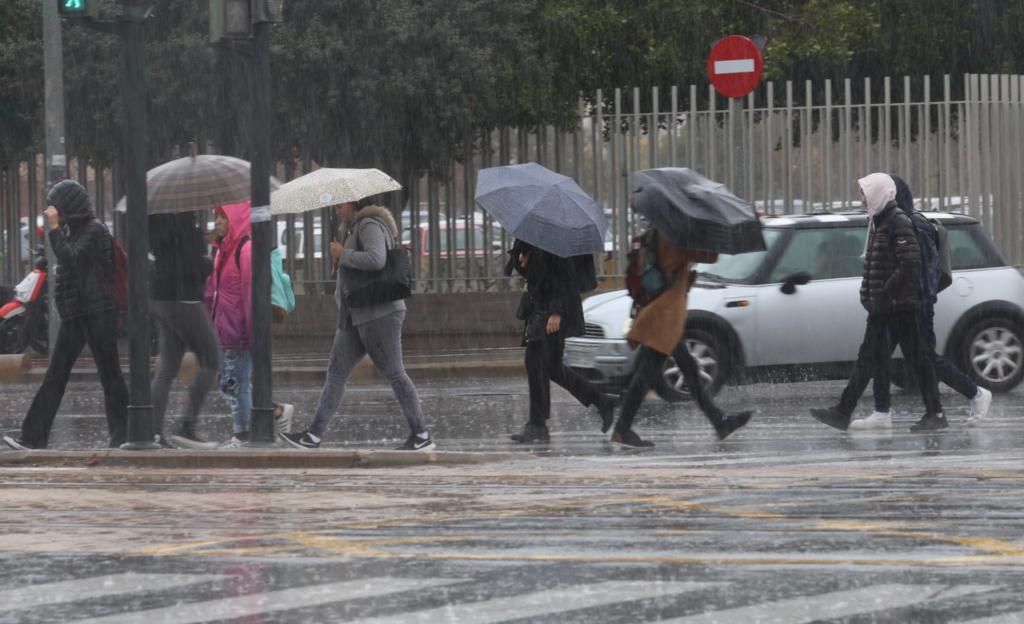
[0,316,29,354]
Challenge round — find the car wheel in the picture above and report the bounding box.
[654,327,727,402]
[960,316,1024,393]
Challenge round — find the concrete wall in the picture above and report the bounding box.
[273,292,526,352]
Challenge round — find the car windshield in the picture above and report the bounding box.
[693,228,781,282]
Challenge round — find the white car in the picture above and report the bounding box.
[564,211,1024,400]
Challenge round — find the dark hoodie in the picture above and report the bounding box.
[149,212,212,302]
[46,180,115,320]
[506,240,584,342]
[892,174,944,302]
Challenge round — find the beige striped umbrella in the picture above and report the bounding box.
[114,154,281,214]
[270,168,402,215]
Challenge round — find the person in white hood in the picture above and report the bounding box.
[809,173,946,432]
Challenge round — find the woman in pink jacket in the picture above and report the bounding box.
[206,201,252,446]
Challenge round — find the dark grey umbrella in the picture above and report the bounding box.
[475,163,607,257]
[631,168,765,254]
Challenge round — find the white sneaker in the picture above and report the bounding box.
[967,387,993,427]
[219,436,246,449]
[848,411,892,430]
[274,403,294,435]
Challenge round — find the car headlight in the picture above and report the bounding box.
[622,317,633,335]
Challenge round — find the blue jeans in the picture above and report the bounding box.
[220,349,252,434]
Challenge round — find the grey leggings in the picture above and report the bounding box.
[150,300,222,435]
[309,310,426,438]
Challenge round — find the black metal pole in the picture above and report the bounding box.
[249,19,274,444]
[119,2,156,450]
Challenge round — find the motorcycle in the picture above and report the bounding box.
[0,247,49,355]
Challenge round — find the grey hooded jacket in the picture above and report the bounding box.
[335,205,406,328]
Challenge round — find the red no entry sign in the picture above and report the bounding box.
[707,35,764,99]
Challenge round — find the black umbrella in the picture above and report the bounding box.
[631,168,765,255]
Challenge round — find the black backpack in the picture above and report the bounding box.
[907,212,952,299]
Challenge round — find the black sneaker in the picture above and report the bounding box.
[715,410,754,440]
[809,406,851,431]
[280,430,320,449]
[597,395,618,434]
[396,434,436,451]
[510,423,550,443]
[611,428,654,448]
[168,423,218,450]
[2,435,34,451]
[910,412,949,432]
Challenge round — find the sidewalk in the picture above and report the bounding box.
[0,448,522,469]
[8,346,526,384]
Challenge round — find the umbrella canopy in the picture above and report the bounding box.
[474,162,607,257]
[631,168,765,255]
[270,168,402,215]
[114,154,280,214]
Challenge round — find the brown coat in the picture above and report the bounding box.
[627,232,718,355]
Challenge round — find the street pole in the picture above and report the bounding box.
[249,19,274,444]
[43,0,67,356]
[117,1,157,450]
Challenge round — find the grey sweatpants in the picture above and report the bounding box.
[309,309,426,438]
[150,300,222,435]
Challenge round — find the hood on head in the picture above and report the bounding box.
[891,174,914,217]
[215,200,252,253]
[352,205,398,238]
[47,179,94,223]
[857,173,897,217]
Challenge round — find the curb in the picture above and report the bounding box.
[0,449,523,469]
[8,359,526,385]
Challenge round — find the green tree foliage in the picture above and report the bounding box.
[0,0,1022,173]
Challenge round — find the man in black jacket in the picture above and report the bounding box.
[4,180,128,450]
[809,173,946,432]
[506,240,616,443]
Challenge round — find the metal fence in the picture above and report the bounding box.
[2,73,1022,293]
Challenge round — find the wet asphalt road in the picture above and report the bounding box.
[1,376,1023,623]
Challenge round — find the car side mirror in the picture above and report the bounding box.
[780,271,812,295]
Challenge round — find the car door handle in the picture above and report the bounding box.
[726,300,751,308]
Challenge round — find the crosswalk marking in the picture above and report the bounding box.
[0,573,224,611]
[956,612,1024,624]
[656,584,998,623]
[346,580,719,624]
[65,576,462,624]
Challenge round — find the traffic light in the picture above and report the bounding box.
[57,0,99,18]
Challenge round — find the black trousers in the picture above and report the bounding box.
[21,311,128,448]
[617,344,722,433]
[840,310,942,417]
[882,301,977,405]
[525,334,603,425]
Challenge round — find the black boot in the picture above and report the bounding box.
[910,412,948,432]
[714,410,754,440]
[510,423,550,443]
[809,406,851,431]
[596,394,618,434]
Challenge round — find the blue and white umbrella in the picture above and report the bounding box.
[474,163,607,258]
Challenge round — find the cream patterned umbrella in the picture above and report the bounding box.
[270,168,402,215]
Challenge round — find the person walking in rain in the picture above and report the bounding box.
[506,240,616,443]
[611,227,753,448]
[281,201,434,451]
[810,173,946,432]
[846,175,991,430]
[3,180,128,450]
[148,212,222,449]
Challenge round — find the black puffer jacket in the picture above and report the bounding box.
[860,202,922,314]
[46,180,115,321]
[506,241,585,343]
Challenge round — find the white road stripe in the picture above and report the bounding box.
[713,59,756,75]
[956,610,1024,624]
[66,576,461,624]
[348,580,718,624]
[0,573,223,611]
[658,584,997,624]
